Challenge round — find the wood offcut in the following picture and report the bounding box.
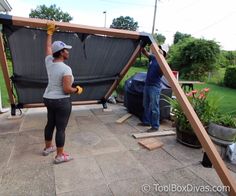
[116,113,132,123]
[132,130,176,139]
[138,138,163,150]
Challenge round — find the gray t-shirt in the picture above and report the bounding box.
[43,55,74,99]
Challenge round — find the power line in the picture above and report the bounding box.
[99,0,154,7]
[194,11,236,34]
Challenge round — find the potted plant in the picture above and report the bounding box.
[203,113,236,163]
[166,88,219,148]
[208,113,236,144]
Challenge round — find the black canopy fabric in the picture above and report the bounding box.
[3,25,140,104]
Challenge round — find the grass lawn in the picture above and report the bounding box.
[119,66,147,87]
[0,61,12,107]
[195,83,236,116]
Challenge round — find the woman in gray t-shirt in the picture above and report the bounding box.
[42,21,83,164]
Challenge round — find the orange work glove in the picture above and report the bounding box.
[75,85,83,94]
[47,21,56,35]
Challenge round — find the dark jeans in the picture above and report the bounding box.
[43,97,71,148]
[142,85,161,129]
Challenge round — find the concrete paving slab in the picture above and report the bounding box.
[188,163,224,187]
[73,123,115,139]
[96,114,121,124]
[54,156,106,195]
[89,137,127,155]
[111,106,129,117]
[20,110,46,132]
[14,129,44,148]
[152,168,224,196]
[91,108,115,116]
[68,107,95,128]
[7,143,53,168]
[109,177,166,196]
[71,108,94,117]
[127,116,144,129]
[75,115,102,126]
[114,134,141,151]
[106,122,139,135]
[67,129,126,156]
[131,148,183,174]
[161,136,203,166]
[0,163,55,196]
[0,134,16,181]
[95,151,150,183]
[58,184,113,196]
[225,160,236,173]
[105,123,141,150]
[0,115,22,134]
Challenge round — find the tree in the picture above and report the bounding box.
[218,50,236,67]
[154,33,166,44]
[29,4,73,22]
[173,31,191,44]
[110,16,138,31]
[168,37,220,80]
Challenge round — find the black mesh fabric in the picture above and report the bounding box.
[3,25,140,104]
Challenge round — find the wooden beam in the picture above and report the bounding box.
[132,130,176,139]
[0,15,142,40]
[0,32,15,105]
[149,36,236,195]
[116,113,132,123]
[104,44,141,100]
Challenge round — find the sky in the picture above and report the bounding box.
[6,0,236,51]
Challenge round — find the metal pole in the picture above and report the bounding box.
[152,0,158,35]
[103,11,107,28]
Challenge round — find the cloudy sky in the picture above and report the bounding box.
[7,0,236,50]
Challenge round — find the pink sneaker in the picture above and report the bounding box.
[54,153,73,164]
[42,146,56,156]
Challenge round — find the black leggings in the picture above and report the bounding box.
[43,98,71,148]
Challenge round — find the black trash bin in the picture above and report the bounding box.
[124,72,172,120]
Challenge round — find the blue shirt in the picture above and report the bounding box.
[145,54,162,87]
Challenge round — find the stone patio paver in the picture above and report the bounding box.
[0,104,235,196]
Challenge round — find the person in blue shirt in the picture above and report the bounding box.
[139,46,166,132]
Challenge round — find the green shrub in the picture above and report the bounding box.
[224,66,236,89]
[133,57,148,67]
[211,113,236,128]
[207,68,225,85]
[168,37,220,80]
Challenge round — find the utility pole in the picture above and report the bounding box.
[152,0,158,35]
[103,11,107,28]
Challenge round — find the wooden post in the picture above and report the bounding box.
[149,36,236,195]
[0,28,15,106]
[104,44,141,100]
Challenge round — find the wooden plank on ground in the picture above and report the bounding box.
[138,138,163,150]
[132,130,176,139]
[116,113,132,123]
